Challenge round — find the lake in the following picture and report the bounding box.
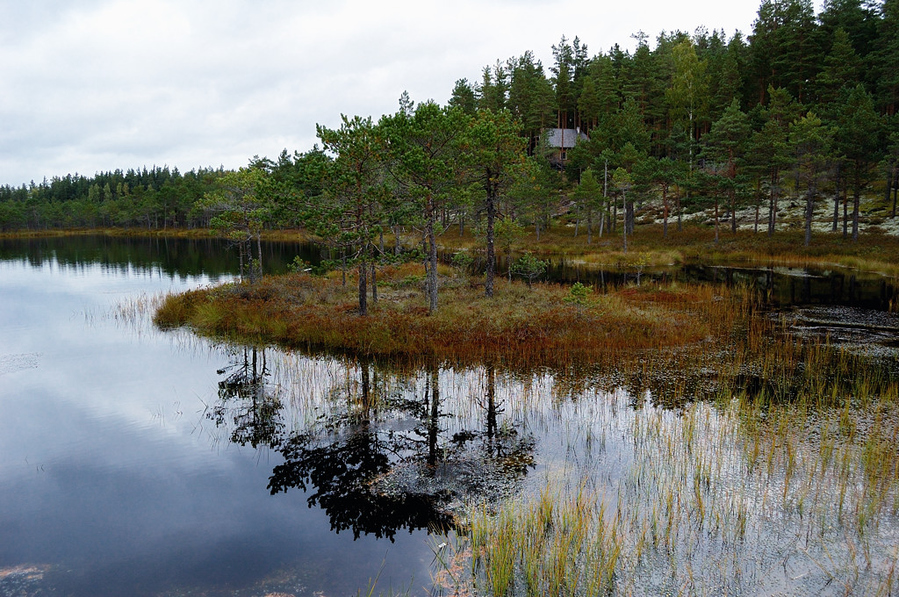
[0,236,433,597]
[2,235,898,596]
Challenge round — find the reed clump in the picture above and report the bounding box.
[434,486,621,597]
[420,295,899,596]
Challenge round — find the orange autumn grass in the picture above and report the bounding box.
[154,262,750,370]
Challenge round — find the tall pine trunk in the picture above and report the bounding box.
[358,252,368,316]
[662,184,669,238]
[485,188,496,297]
[729,187,737,234]
[767,170,779,237]
[427,195,438,314]
[805,191,814,247]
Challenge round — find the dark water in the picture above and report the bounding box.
[0,234,323,279]
[537,259,899,311]
[4,235,895,310]
[2,235,898,596]
[0,237,432,597]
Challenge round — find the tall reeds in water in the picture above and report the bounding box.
[430,306,899,596]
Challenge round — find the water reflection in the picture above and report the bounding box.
[0,234,321,279]
[4,235,896,310]
[0,250,436,597]
[539,260,899,311]
[209,352,535,541]
[4,235,899,596]
[211,346,283,449]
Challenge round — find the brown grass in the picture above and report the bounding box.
[154,262,747,371]
[435,223,899,277]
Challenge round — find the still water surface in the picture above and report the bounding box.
[0,237,431,596]
[2,235,898,596]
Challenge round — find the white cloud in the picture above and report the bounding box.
[0,0,821,186]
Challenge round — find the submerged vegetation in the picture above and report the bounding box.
[436,375,899,595]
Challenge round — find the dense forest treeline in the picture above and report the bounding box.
[0,165,227,231]
[2,0,898,255]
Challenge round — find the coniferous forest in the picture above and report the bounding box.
[2,0,898,246]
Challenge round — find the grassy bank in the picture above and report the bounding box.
[438,223,899,278]
[152,223,899,367]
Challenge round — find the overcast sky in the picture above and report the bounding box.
[0,0,822,187]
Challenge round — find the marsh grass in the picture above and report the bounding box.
[436,224,899,278]
[433,395,899,595]
[113,292,167,324]
[154,263,746,371]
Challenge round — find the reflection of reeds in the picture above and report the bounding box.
[422,313,899,595]
[431,381,899,595]
[445,484,620,597]
[113,292,167,324]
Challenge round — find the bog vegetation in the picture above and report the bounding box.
[154,259,748,369]
[10,1,899,594]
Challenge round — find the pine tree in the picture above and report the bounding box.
[745,86,797,235]
[666,39,709,177]
[572,168,603,244]
[551,36,575,129]
[448,79,478,115]
[507,52,555,150]
[577,76,602,133]
[479,62,508,112]
[381,102,468,313]
[817,0,879,60]
[459,109,526,296]
[835,84,884,240]
[872,0,899,115]
[790,111,833,245]
[749,0,819,104]
[815,28,863,110]
[314,116,388,314]
[701,99,751,237]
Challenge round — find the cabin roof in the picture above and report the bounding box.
[545,128,589,149]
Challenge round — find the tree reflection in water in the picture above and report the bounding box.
[211,346,283,449]
[209,350,535,540]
